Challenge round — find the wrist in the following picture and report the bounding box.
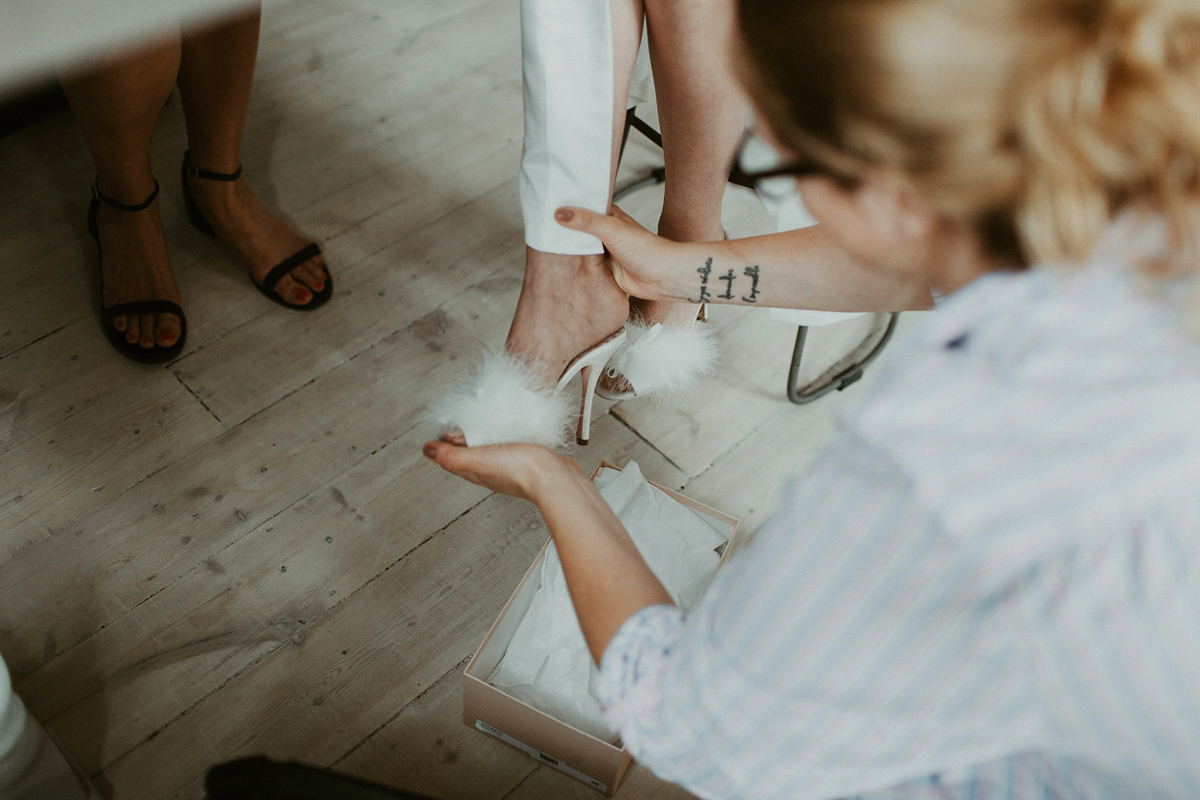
[520,449,578,504]
[661,241,717,303]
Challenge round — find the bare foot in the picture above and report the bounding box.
[506,247,631,385]
[94,191,183,350]
[184,169,327,306]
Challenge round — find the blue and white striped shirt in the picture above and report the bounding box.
[595,220,1200,799]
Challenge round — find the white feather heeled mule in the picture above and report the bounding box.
[431,329,627,448]
[597,309,717,401]
[430,350,574,448]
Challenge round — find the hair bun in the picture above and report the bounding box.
[737,0,1200,272]
[1013,0,1200,264]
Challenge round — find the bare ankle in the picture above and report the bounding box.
[95,173,158,205]
[656,211,724,244]
[524,247,608,280]
[185,146,242,176]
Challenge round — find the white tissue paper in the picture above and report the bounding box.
[487,462,731,743]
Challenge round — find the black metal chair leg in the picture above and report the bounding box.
[786,313,900,405]
[613,107,668,201]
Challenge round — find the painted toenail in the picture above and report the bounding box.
[297,290,312,302]
[160,332,176,344]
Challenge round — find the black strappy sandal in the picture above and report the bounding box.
[181,151,332,311]
[88,181,188,365]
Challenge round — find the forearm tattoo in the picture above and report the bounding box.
[742,266,761,303]
[691,258,763,303]
[718,268,737,299]
[692,258,713,303]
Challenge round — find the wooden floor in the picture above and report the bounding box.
[0,1,899,797]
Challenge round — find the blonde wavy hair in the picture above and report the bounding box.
[736,0,1200,273]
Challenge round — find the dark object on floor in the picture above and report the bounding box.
[205,757,442,800]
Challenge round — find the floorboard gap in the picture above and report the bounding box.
[329,654,473,769]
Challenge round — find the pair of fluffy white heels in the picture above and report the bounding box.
[431,310,716,448]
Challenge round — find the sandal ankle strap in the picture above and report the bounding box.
[91,180,160,212]
[183,150,242,182]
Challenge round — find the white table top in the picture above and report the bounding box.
[1,0,254,91]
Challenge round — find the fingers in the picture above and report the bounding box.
[422,439,473,478]
[554,206,630,242]
[608,204,638,225]
[422,440,449,464]
[422,440,564,503]
[441,430,467,447]
[423,438,521,477]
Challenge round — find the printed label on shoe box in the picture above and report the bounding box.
[475,720,607,792]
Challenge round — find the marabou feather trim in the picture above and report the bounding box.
[428,349,572,448]
[609,319,718,399]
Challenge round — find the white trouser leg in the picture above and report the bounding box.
[0,657,98,800]
[519,0,614,255]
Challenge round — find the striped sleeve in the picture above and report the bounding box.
[595,438,1046,800]
[596,604,687,731]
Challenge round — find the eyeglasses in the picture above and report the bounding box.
[733,157,828,187]
[729,130,857,197]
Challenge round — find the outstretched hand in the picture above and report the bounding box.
[423,435,580,503]
[425,433,672,663]
[554,205,684,301]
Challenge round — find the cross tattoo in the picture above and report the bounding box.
[718,268,736,300]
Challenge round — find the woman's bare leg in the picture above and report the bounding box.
[176,5,327,306]
[636,0,748,325]
[506,0,644,383]
[61,37,184,349]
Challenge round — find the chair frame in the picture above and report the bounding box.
[614,107,898,405]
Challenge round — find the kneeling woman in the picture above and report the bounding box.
[429,0,1200,796]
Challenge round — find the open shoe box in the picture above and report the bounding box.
[462,462,741,795]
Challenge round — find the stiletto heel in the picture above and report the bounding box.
[181,151,333,311]
[553,329,627,445]
[432,328,627,448]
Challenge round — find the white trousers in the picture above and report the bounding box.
[0,656,99,800]
[518,1,861,326]
[519,0,616,256]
